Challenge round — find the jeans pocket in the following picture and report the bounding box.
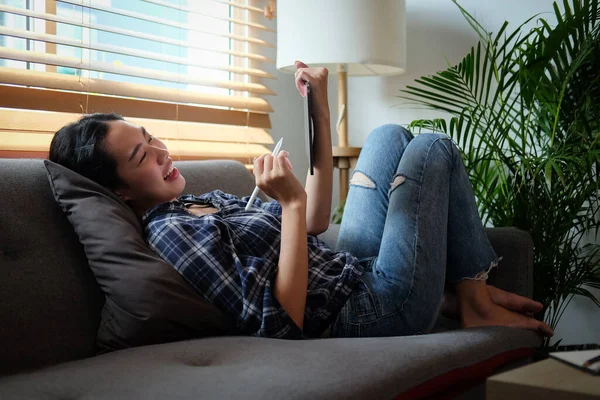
[354,292,376,318]
[351,278,379,320]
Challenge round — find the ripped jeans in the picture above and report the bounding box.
[329,125,500,338]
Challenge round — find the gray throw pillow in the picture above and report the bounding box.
[43,160,237,353]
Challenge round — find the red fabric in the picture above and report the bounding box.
[393,347,534,400]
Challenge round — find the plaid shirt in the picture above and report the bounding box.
[142,190,364,339]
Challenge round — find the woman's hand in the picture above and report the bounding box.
[294,60,330,121]
[253,151,307,207]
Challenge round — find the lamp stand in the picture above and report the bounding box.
[337,64,349,202]
[333,64,361,206]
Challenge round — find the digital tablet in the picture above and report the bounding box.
[535,343,600,376]
[550,348,600,375]
[304,82,315,175]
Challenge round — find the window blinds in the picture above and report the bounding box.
[0,0,275,164]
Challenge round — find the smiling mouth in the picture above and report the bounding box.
[164,164,174,180]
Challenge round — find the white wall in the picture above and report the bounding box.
[550,286,600,345]
[258,0,598,345]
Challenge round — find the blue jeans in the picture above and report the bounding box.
[330,125,499,338]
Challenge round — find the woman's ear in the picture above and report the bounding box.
[114,188,131,202]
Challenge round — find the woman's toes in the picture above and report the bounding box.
[461,302,553,337]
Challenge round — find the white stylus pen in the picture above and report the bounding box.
[245,137,284,211]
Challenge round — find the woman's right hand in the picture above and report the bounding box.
[294,61,330,121]
[253,151,306,207]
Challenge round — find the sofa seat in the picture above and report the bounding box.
[0,327,539,400]
[0,159,542,399]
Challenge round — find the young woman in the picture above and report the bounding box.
[49,61,553,340]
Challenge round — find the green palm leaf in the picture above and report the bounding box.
[399,0,600,334]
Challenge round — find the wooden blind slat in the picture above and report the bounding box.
[216,0,264,13]
[0,4,275,62]
[0,86,272,129]
[0,47,276,95]
[0,109,275,145]
[139,0,275,32]
[0,130,271,159]
[0,67,273,113]
[0,26,275,80]
[57,0,275,47]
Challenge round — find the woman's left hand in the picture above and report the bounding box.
[294,61,330,121]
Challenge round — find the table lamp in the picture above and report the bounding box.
[276,0,407,203]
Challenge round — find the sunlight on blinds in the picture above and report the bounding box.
[0,0,275,161]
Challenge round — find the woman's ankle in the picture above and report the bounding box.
[455,279,494,317]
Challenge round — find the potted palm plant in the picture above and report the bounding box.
[401,0,600,338]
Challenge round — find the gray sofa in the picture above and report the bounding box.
[0,158,541,399]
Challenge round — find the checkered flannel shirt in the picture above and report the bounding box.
[142,190,364,339]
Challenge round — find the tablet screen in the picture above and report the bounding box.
[304,82,314,175]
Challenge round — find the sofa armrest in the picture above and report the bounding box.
[485,227,533,298]
[319,225,533,298]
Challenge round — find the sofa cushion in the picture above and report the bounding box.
[43,160,237,353]
[0,327,541,399]
[0,159,104,376]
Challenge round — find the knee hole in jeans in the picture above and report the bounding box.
[349,171,376,189]
[388,174,406,195]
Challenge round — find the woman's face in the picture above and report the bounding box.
[104,119,186,214]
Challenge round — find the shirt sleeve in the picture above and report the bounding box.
[146,213,301,339]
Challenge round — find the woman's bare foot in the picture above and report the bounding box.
[441,285,544,319]
[487,285,543,317]
[461,300,554,337]
[455,280,553,337]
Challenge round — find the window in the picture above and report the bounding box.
[0,0,275,164]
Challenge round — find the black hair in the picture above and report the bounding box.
[49,112,126,190]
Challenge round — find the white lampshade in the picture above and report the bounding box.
[277,0,406,76]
